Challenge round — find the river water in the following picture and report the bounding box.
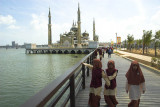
[0,49,86,107]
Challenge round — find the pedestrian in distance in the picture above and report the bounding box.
[106,48,108,54]
[82,59,110,107]
[102,48,105,58]
[108,48,112,58]
[125,61,146,107]
[104,60,118,107]
[111,47,114,54]
[98,48,103,61]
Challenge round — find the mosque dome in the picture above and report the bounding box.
[68,31,75,35]
[82,30,89,37]
[70,26,78,32]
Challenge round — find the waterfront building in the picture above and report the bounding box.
[99,42,110,47]
[25,44,37,49]
[48,3,99,48]
[12,41,15,48]
[59,4,89,48]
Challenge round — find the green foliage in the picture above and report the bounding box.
[153,30,160,56]
[127,34,134,51]
[155,30,160,46]
[142,30,152,54]
[124,39,127,48]
[155,30,160,39]
[138,39,142,46]
[135,39,142,49]
[157,58,160,69]
[146,32,152,46]
[143,30,152,47]
[151,57,157,66]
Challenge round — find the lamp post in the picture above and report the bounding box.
[116,33,117,51]
[110,39,112,47]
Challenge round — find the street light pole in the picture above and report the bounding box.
[116,33,117,51]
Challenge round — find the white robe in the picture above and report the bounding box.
[126,81,146,100]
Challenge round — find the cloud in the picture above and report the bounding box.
[149,10,160,33]
[132,0,145,15]
[8,25,20,29]
[0,15,16,25]
[0,14,20,30]
[95,14,147,42]
[30,13,72,43]
[30,13,47,30]
[151,10,160,25]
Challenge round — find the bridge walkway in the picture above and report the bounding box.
[75,54,160,107]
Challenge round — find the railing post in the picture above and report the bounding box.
[87,58,89,76]
[92,53,94,60]
[93,51,95,59]
[82,64,85,89]
[90,55,92,65]
[70,74,75,107]
[91,54,93,65]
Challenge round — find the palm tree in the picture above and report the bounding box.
[127,34,134,51]
[145,30,152,54]
[142,30,152,54]
[154,30,160,56]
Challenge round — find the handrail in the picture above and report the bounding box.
[21,50,95,107]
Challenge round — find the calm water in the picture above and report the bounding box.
[0,49,86,107]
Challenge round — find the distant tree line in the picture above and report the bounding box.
[123,30,160,56]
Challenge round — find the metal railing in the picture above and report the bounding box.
[21,51,95,107]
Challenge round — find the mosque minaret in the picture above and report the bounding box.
[93,18,95,41]
[77,3,82,48]
[48,8,52,46]
[93,19,98,42]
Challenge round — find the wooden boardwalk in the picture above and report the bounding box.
[75,54,160,107]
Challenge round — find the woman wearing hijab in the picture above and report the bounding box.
[125,61,146,107]
[104,60,118,107]
[82,59,110,107]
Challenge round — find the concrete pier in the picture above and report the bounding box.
[25,48,95,54]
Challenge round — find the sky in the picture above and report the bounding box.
[0,0,160,45]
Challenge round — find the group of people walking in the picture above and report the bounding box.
[94,47,114,60]
[82,49,146,107]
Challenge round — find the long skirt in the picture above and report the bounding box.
[104,95,118,107]
[128,99,140,107]
[88,93,101,107]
